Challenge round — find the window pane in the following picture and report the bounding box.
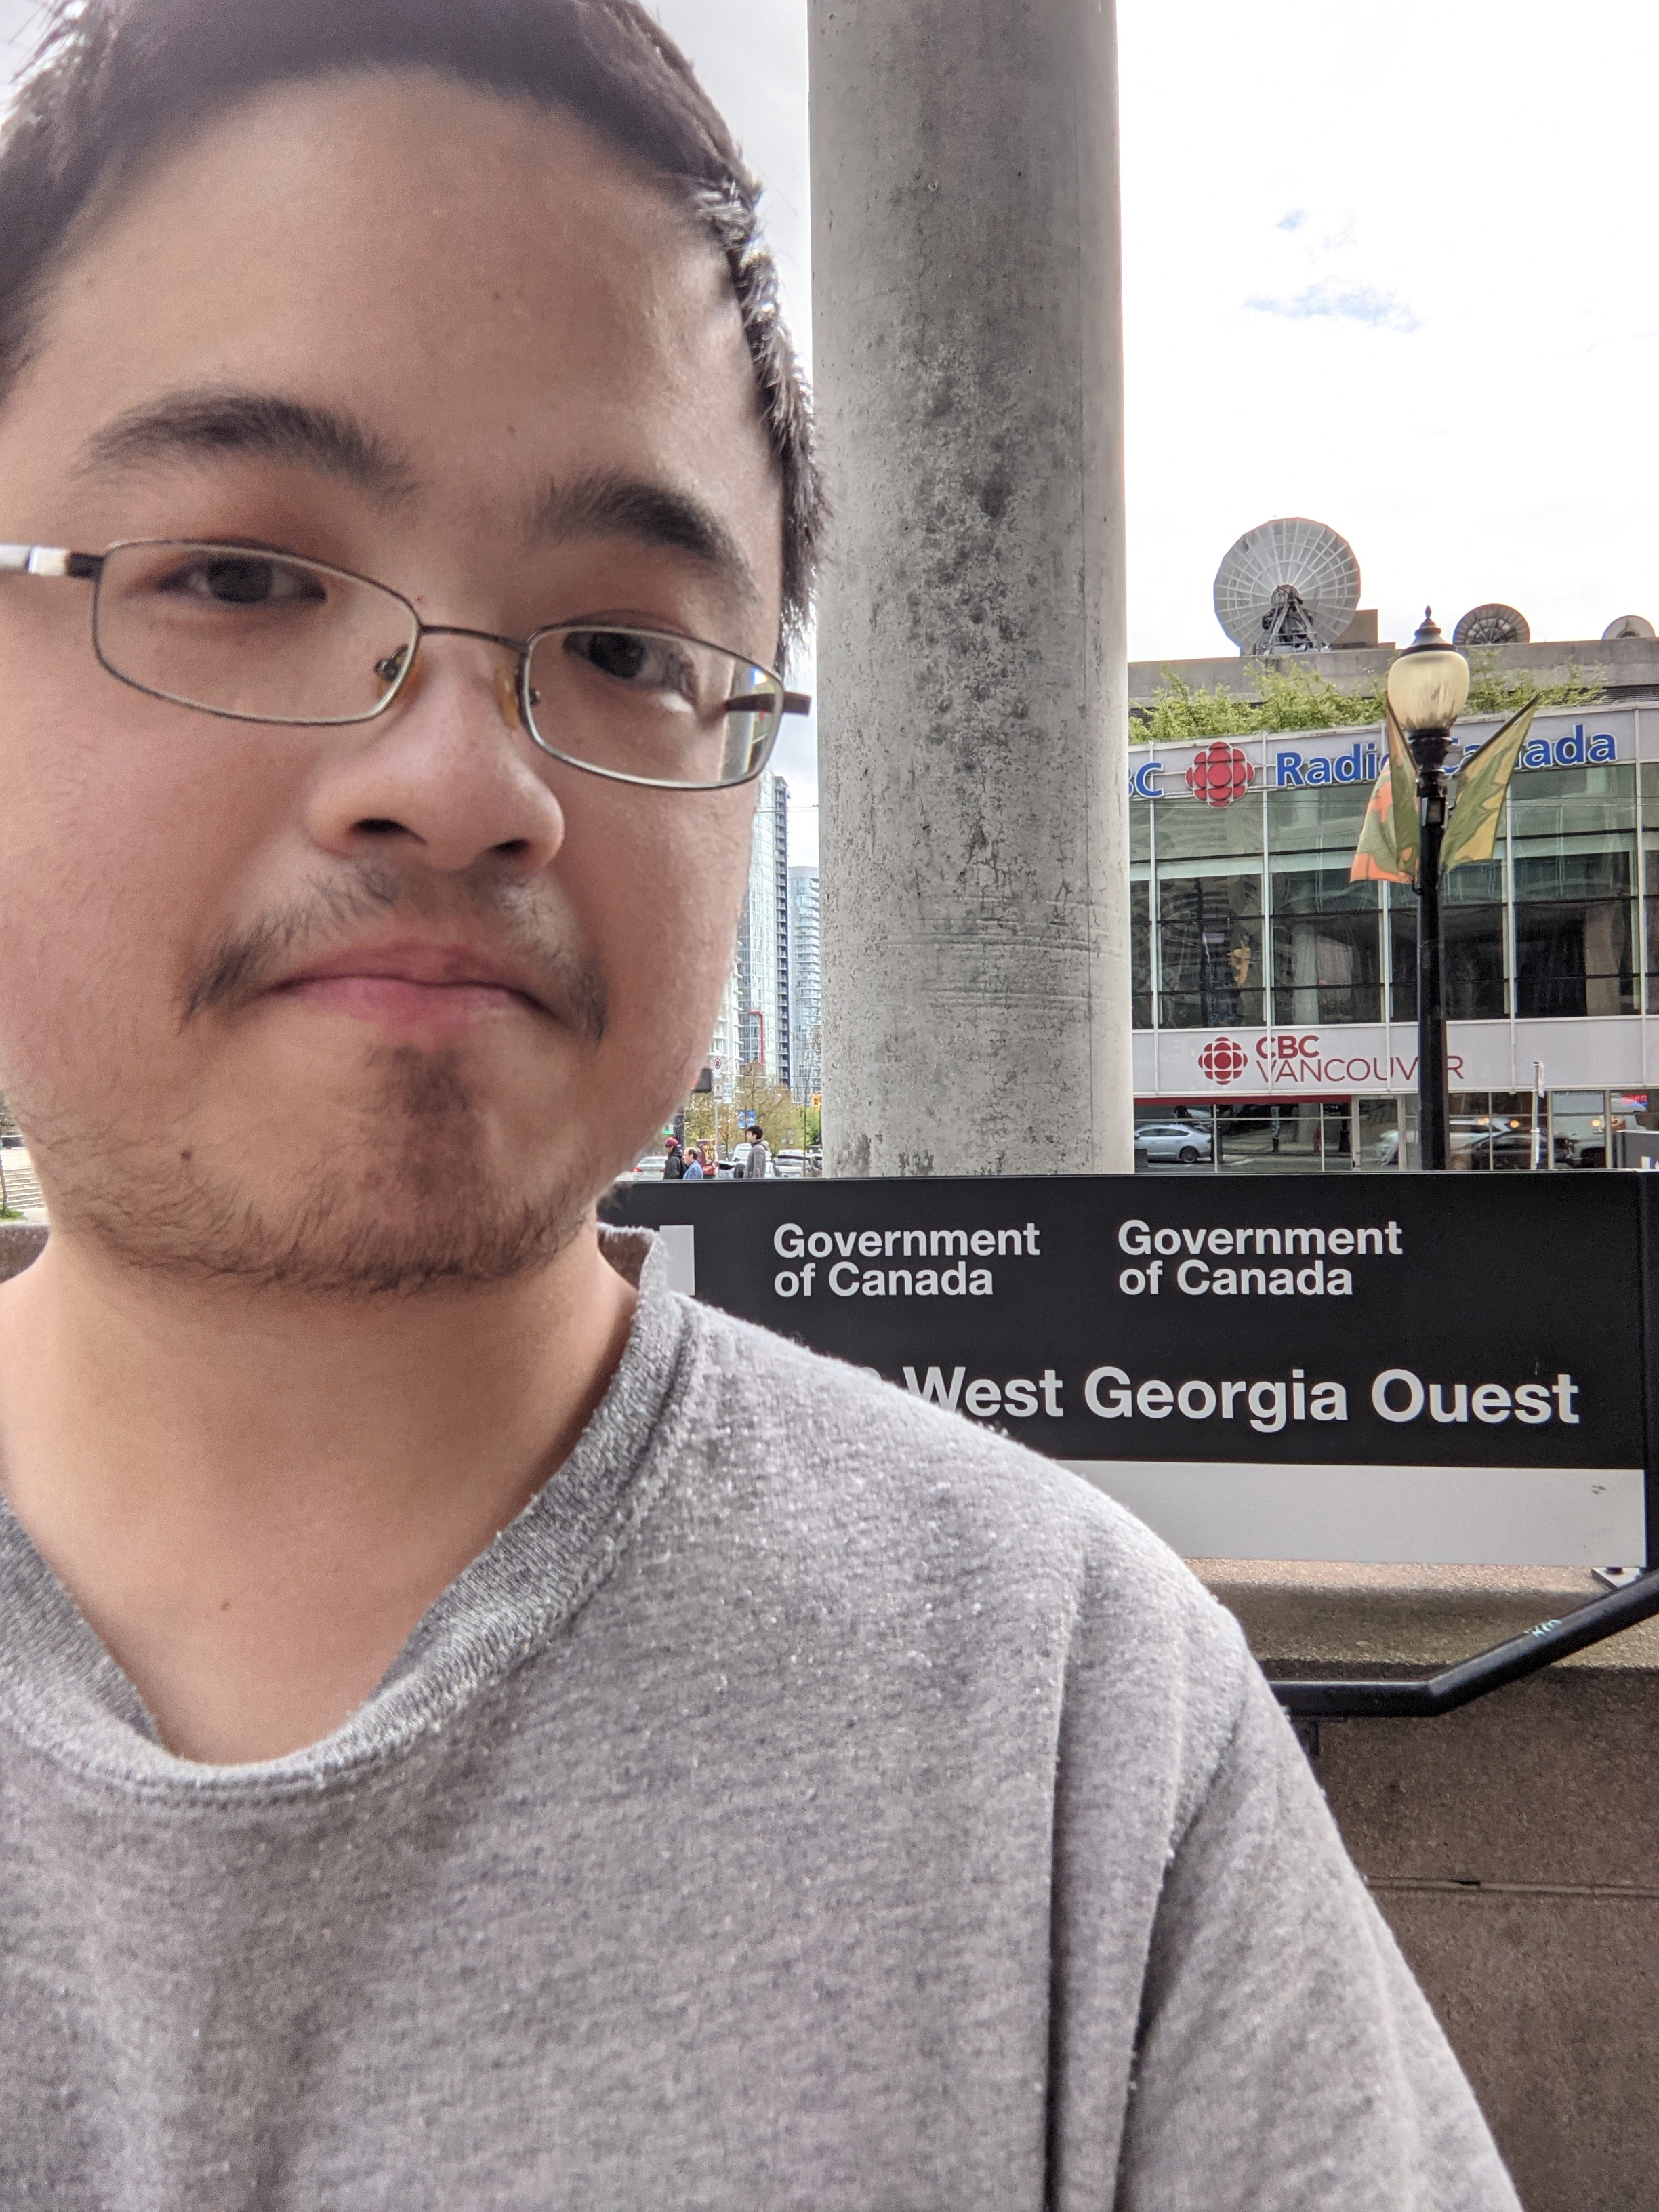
[1514,893,1632,1016]
[1355,1095,1403,1171]
[1509,768,1635,1018]
[1133,1105,1213,1172]
[1510,760,1635,850]
[1158,873,1264,1028]
[1130,878,1152,1028]
[1642,851,1659,1015]
[1550,1090,1609,1170]
[1266,773,1373,864]
[1389,893,1417,1022]
[1449,1091,1540,1171]
[1393,886,1508,1020]
[1320,1098,1358,1168]
[1271,868,1381,1024]
[1611,1092,1654,1169]
[1216,1099,1322,1172]
[1443,903,1507,1019]
[1130,796,1151,865]
[1155,788,1265,865]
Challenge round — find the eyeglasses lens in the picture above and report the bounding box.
[524,626,783,787]
[92,542,418,726]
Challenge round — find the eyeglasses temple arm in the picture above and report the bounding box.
[0,545,101,579]
[721,690,812,718]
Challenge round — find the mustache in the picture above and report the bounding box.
[181,863,608,1042]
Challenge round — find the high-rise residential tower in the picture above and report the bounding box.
[706,772,791,1099]
[788,866,821,1103]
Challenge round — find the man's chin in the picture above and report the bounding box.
[64,1151,598,1300]
[41,1052,611,1298]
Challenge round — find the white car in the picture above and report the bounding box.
[1134,1122,1212,1165]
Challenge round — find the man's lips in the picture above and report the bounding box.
[269,941,550,1034]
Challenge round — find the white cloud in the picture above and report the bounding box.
[1244,279,1420,334]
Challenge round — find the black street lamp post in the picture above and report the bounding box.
[1386,611,1471,1174]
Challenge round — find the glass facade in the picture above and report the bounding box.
[1130,710,1659,1171]
[1134,758,1641,1032]
[1135,1088,1659,1175]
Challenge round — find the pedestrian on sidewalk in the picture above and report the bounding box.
[741,1124,771,1179]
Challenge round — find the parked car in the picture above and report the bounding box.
[1134,1122,1212,1165]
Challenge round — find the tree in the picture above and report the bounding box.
[682,1088,740,1155]
[731,1061,805,1151]
[682,1065,811,1158]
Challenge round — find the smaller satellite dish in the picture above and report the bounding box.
[1603,615,1656,642]
[1453,604,1530,649]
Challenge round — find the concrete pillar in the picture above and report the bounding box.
[810,0,1130,1177]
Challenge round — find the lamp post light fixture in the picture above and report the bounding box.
[1385,609,1471,1172]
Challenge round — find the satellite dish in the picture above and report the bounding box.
[1214,518,1360,655]
[1454,604,1530,648]
[1603,615,1656,642]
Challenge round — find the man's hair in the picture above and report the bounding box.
[0,0,823,645]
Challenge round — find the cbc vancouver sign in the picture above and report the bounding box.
[609,1174,1658,1568]
[1191,1031,1462,1094]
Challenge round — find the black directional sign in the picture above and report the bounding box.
[605,1174,1658,1569]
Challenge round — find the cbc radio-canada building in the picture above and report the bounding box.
[1129,708,1659,1173]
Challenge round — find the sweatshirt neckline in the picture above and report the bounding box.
[0,1229,692,1800]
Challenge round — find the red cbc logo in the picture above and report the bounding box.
[1185,741,1256,808]
[1197,1036,1250,1085]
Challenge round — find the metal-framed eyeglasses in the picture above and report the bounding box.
[0,537,811,791]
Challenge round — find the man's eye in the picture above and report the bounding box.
[163,557,325,609]
[566,628,690,693]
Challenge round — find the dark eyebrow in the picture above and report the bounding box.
[529,470,760,609]
[79,386,418,503]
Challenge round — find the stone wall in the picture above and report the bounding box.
[1206,1561,1659,2212]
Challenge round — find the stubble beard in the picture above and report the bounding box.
[25,863,615,1300]
[38,1040,601,1299]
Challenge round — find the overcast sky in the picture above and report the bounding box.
[5,2,1655,863]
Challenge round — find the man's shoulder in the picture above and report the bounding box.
[670,1294,1247,1713]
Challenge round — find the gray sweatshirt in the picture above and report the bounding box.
[0,1232,1517,2209]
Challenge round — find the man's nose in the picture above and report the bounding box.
[301,636,565,878]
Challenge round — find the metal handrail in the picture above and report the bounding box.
[1270,1566,1659,1719]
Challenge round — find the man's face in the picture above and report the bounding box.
[0,75,782,1292]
